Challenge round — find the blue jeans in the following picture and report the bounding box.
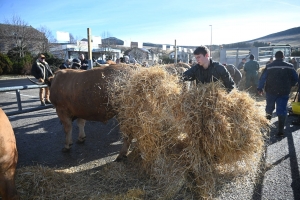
[265,93,289,116]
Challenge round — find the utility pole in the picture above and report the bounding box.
[209,25,212,58]
[175,39,177,64]
[87,28,93,69]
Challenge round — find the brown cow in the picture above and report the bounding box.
[0,108,19,200]
[106,60,116,65]
[49,65,131,161]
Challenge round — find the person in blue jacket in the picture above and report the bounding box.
[257,50,298,137]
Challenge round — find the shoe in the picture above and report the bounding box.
[266,114,272,120]
[45,99,52,104]
[41,101,46,106]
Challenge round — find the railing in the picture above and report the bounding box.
[0,84,53,116]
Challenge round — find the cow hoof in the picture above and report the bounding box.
[76,139,85,144]
[62,147,71,153]
[114,155,127,162]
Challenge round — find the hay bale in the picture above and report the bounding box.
[109,66,269,198]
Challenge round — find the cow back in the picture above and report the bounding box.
[50,66,129,122]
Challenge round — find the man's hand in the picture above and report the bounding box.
[257,88,263,96]
[39,78,44,83]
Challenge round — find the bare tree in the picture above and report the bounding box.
[69,33,77,44]
[37,25,57,53]
[129,47,146,63]
[1,15,45,57]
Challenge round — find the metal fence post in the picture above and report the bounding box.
[16,89,22,111]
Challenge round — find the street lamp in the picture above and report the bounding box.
[209,25,212,58]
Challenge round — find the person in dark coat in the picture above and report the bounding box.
[182,46,235,92]
[237,58,246,70]
[59,59,71,69]
[71,58,81,69]
[244,54,260,91]
[257,51,298,137]
[31,54,54,106]
[79,54,89,70]
[290,57,298,70]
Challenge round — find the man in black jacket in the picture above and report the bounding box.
[79,54,89,70]
[257,51,298,137]
[182,46,235,91]
[31,54,54,106]
[59,59,71,69]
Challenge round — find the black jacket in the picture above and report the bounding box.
[80,59,89,70]
[31,59,53,80]
[258,59,298,95]
[59,63,70,69]
[183,59,235,91]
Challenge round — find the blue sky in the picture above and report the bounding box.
[1,0,300,46]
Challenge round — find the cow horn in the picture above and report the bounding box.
[27,77,45,85]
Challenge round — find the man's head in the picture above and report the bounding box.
[275,51,284,59]
[193,46,210,67]
[249,54,254,60]
[39,54,46,62]
[242,58,246,63]
[292,57,296,62]
[66,59,72,64]
[79,54,85,60]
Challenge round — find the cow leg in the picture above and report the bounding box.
[56,111,73,152]
[76,118,86,144]
[62,118,73,152]
[115,136,132,162]
[0,167,19,200]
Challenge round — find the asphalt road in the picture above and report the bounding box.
[1,76,300,199]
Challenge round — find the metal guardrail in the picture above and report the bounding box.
[0,84,53,116]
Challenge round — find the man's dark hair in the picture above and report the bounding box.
[275,51,284,59]
[193,46,209,56]
[249,54,254,60]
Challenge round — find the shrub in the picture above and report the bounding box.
[0,53,13,75]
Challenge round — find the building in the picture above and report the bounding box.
[50,40,122,62]
[0,23,46,55]
[220,45,292,66]
[169,48,194,63]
